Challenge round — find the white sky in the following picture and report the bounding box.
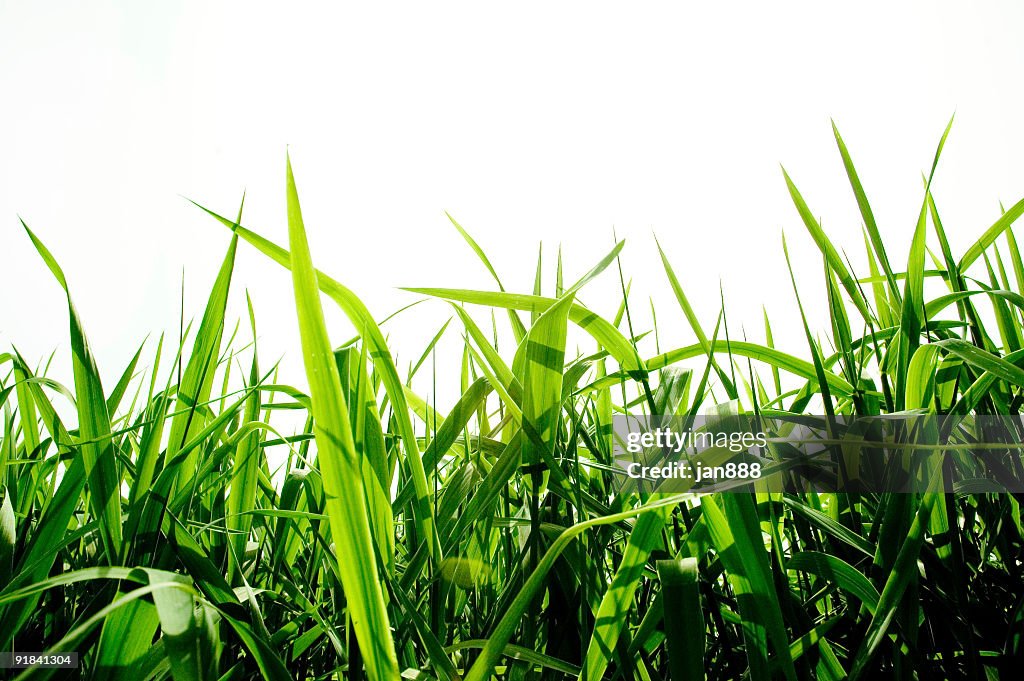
[3,2,1024,408]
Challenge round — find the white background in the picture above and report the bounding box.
[3,2,1024,407]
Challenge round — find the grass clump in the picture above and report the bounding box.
[2,121,1024,680]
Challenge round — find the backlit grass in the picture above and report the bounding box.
[2,121,1023,680]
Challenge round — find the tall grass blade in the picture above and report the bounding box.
[192,201,442,561]
[21,221,123,560]
[282,155,399,680]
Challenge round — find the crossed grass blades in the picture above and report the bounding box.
[3,121,1024,680]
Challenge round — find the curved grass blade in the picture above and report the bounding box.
[402,289,644,375]
[959,196,1024,272]
[787,551,880,615]
[446,211,528,343]
[832,120,901,306]
[21,221,122,561]
[781,169,871,321]
[463,491,696,681]
[190,199,441,561]
[636,341,855,396]
[282,155,399,681]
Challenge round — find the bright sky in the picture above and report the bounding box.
[3,2,1024,407]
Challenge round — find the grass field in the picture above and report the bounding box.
[2,121,1023,680]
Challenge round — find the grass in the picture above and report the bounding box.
[2,120,1024,680]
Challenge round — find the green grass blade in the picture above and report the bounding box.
[403,290,643,378]
[21,221,123,561]
[703,494,797,681]
[787,551,880,615]
[657,557,705,681]
[781,169,871,321]
[656,238,736,396]
[580,369,690,681]
[105,340,145,418]
[165,231,238,489]
[848,467,943,680]
[640,341,856,397]
[895,203,929,409]
[935,338,1024,387]
[282,155,399,681]
[192,200,441,561]
[832,120,902,306]
[463,492,694,681]
[226,293,262,586]
[446,211,528,343]
[959,196,1024,272]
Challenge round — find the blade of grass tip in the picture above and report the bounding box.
[864,229,895,330]
[927,189,966,297]
[515,287,575,664]
[763,307,782,397]
[556,243,564,298]
[532,242,543,324]
[959,202,1024,275]
[403,258,642,376]
[165,222,239,493]
[105,339,145,418]
[895,201,929,411]
[657,558,704,681]
[782,234,836,421]
[608,232,659,417]
[832,119,902,307]
[781,168,872,322]
[925,113,954,187]
[718,283,740,400]
[651,296,661,355]
[407,318,452,383]
[655,236,736,396]
[446,211,528,343]
[283,154,398,681]
[892,119,955,410]
[192,199,441,562]
[21,220,123,561]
